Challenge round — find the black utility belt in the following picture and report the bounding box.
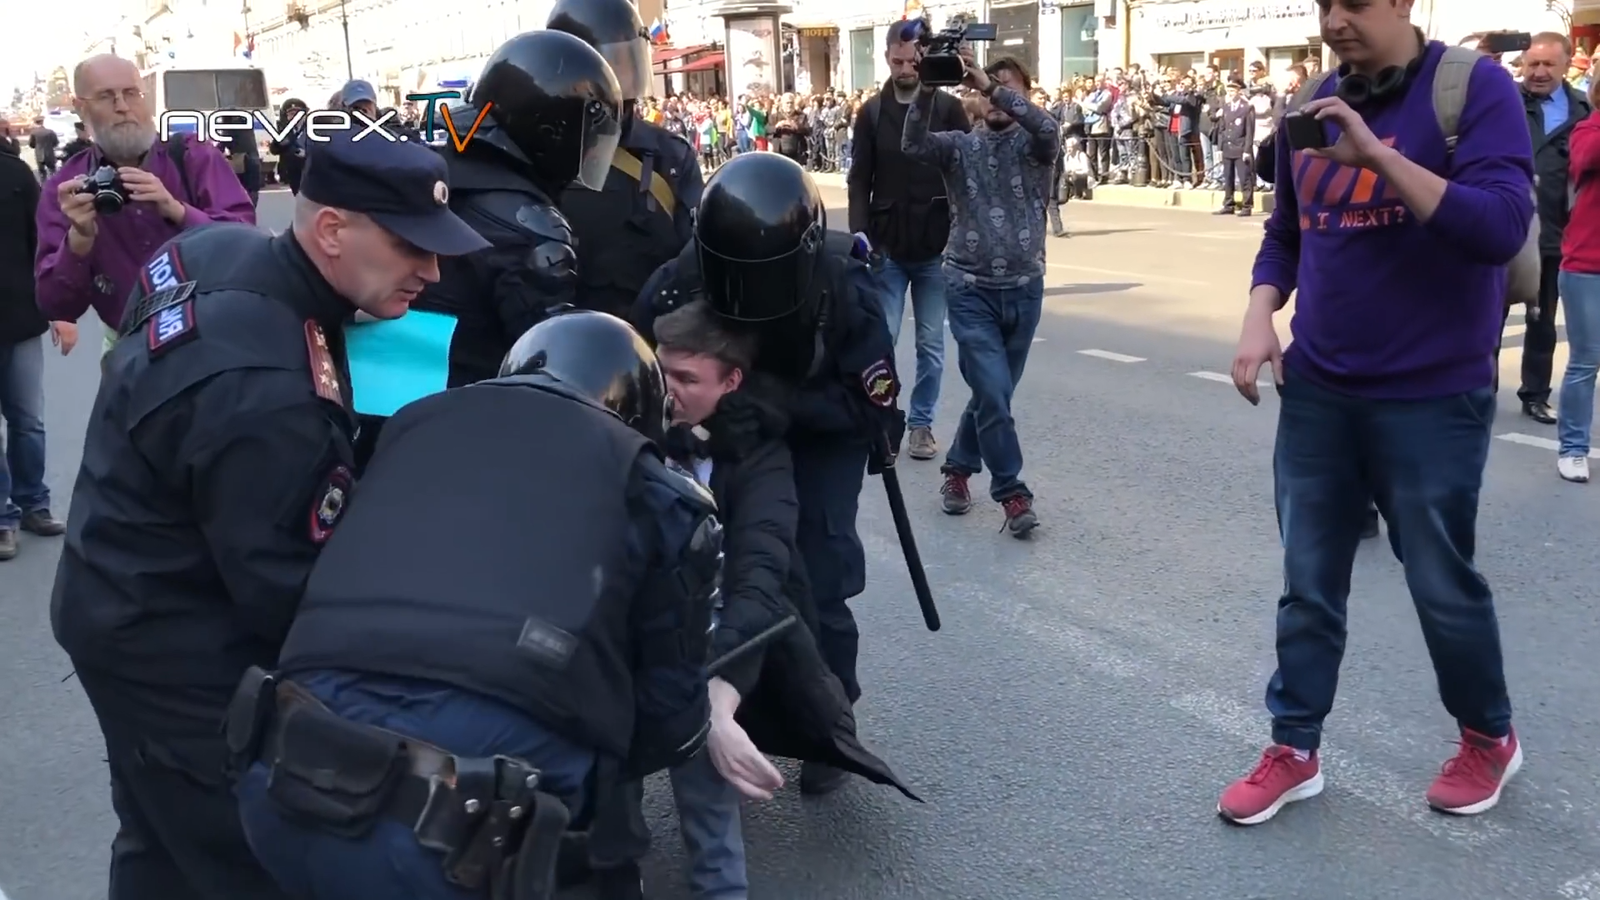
[223,667,569,896]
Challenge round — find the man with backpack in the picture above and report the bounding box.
[1224,2,1535,826]
[34,54,255,356]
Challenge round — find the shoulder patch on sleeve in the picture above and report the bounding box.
[140,243,189,296]
[124,280,198,336]
[308,464,353,544]
[147,299,199,356]
[305,321,343,405]
[862,357,900,408]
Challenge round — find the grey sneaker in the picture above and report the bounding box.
[907,426,938,460]
[941,472,972,515]
[0,529,16,561]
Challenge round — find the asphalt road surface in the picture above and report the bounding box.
[3,187,1599,900]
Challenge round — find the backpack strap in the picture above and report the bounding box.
[1287,70,1337,113]
[164,135,195,204]
[1432,45,1479,154]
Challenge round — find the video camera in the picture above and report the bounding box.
[903,14,998,88]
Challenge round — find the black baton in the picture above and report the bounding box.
[881,462,940,631]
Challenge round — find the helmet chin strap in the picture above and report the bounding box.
[621,101,637,141]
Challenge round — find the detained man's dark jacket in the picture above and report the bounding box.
[664,377,917,800]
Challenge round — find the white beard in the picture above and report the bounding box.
[93,120,156,164]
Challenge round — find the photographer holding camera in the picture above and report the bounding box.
[35,54,255,352]
[901,40,1058,535]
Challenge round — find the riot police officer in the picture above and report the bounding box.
[547,0,703,318]
[410,29,625,388]
[51,127,486,900]
[229,310,722,900]
[633,151,904,795]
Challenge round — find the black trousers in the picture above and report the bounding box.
[1220,154,1254,209]
[1517,254,1563,404]
[77,667,289,900]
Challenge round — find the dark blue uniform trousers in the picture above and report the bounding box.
[792,440,870,703]
[236,670,597,900]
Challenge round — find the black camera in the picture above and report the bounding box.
[909,15,998,88]
[78,165,129,214]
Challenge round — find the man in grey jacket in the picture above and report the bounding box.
[902,48,1058,538]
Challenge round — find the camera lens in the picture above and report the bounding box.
[93,190,124,214]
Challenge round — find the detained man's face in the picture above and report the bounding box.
[659,348,743,426]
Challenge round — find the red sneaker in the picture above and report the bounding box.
[1218,745,1324,825]
[1426,727,1522,815]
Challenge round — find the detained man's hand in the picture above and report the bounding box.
[705,677,784,800]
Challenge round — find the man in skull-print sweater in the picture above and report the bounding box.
[901,49,1058,537]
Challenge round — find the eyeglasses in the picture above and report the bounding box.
[84,88,145,107]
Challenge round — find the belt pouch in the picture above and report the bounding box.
[266,702,406,838]
[222,666,276,778]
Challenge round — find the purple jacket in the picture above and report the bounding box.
[34,135,255,328]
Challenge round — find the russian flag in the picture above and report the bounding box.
[648,18,669,45]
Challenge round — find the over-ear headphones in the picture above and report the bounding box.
[1333,29,1429,107]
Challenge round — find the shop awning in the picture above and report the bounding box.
[676,52,725,74]
[653,44,714,67]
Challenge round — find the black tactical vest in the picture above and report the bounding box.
[561,139,686,318]
[276,380,654,757]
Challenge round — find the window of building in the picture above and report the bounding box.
[1265,42,1322,77]
[1156,53,1203,75]
[850,27,875,91]
[1059,2,1098,80]
[990,0,1040,82]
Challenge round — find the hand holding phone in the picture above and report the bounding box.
[1283,111,1329,151]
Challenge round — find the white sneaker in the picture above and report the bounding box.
[1557,455,1590,483]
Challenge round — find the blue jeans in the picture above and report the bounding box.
[1265,371,1510,751]
[878,256,947,429]
[236,670,597,900]
[941,276,1044,500]
[586,752,746,899]
[0,335,48,529]
[1557,270,1600,457]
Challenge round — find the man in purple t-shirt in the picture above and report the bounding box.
[1223,0,1534,826]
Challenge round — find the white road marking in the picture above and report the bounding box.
[1560,872,1600,899]
[1496,432,1600,459]
[1078,349,1146,363]
[1046,261,1211,286]
[978,595,1508,848]
[1503,324,1527,338]
[1032,337,1046,343]
[1187,370,1274,389]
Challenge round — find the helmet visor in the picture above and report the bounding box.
[598,38,653,102]
[697,242,813,322]
[575,104,623,191]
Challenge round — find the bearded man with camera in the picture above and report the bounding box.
[35,54,255,355]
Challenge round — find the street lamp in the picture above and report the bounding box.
[340,0,353,80]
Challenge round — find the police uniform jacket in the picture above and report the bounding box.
[52,225,359,693]
[1214,97,1256,159]
[276,377,716,769]
[633,230,904,454]
[561,117,702,318]
[412,138,578,387]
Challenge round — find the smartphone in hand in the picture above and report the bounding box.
[1283,111,1329,151]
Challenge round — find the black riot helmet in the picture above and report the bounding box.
[468,30,624,190]
[545,0,652,103]
[694,153,827,323]
[499,309,669,443]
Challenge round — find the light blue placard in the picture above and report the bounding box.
[344,310,458,417]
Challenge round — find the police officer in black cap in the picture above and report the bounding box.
[547,0,703,318]
[227,309,721,900]
[410,29,626,388]
[50,126,487,900]
[633,151,903,796]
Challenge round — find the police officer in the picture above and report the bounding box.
[50,127,487,900]
[634,151,904,795]
[410,29,625,388]
[546,0,703,318]
[227,310,721,900]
